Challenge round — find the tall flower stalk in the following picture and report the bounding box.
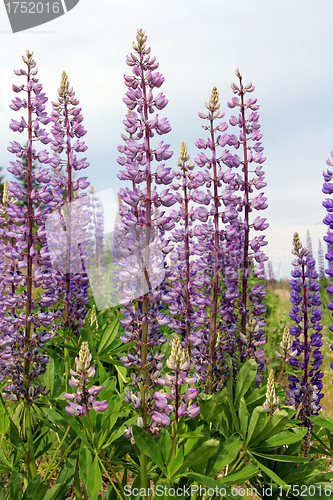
[117,29,174,489]
[168,142,202,354]
[227,69,268,383]
[194,87,237,392]
[287,233,323,456]
[49,71,90,379]
[0,51,60,478]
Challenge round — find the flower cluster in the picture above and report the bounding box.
[48,70,90,331]
[263,369,279,417]
[64,342,108,416]
[275,327,297,363]
[0,51,62,400]
[226,69,268,384]
[1,330,51,402]
[167,142,209,353]
[287,233,323,413]
[117,29,176,429]
[322,150,333,377]
[152,336,200,426]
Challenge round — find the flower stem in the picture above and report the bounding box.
[207,93,219,394]
[73,458,83,500]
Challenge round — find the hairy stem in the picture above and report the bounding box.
[239,75,250,341]
[207,110,219,394]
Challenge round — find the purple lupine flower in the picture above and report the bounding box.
[322,149,333,394]
[193,87,241,392]
[152,336,200,427]
[48,71,90,335]
[287,233,323,455]
[64,342,108,416]
[0,51,60,401]
[227,69,268,384]
[167,142,209,354]
[117,30,175,434]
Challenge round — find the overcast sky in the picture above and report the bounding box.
[1,0,333,279]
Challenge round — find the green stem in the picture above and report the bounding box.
[97,454,125,500]
[229,449,247,473]
[44,425,70,479]
[64,344,70,382]
[151,424,177,496]
[277,360,286,383]
[46,436,79,482]
[24,399,37,478]
[74,458,83,500]
[83,485,89,500]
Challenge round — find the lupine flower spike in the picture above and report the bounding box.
[152,336,200,427]
[64,341,108,418]
[263,369,279,417]
[275,327,297,381]
[227,69,268,385]
[117,29,175,434]
[287,233,323,456]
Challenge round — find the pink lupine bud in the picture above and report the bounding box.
[92,400,109,412]
[152,411,170,427]
[186,403,200,419]
[183,387,198,403]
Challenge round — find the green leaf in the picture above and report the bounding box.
[264,427,307,447]
[55,450,77,498]
[252,457,287,487]
[244,385,267,408]
[284,459,326,483]
[132,426,164,471]
[79,444,93,487]
[238,397,249,438]
[9,421,22,451]
[183,473,242,499]
[310,415,333,432]
[41,484,62,500]
[252,451,310,462]
[234,359,257,407]
[219,463,258,485]
[167,444,184,478]
[98,319,119,354]
[22,475,47,500]
[196,393,214,422]
[244,406,267,447]
[8,470,22,500]
[251,410,289,446]
[87,456,103,500]
[224,354,233,402]
[172,439,219,477]
[43,356,54,397]
[158,428,172,467]
[98,360,108,384]
[209,434,243,477]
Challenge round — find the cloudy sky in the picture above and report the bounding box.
[0,0,332,279]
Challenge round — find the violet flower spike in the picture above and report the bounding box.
[117,29,174,435]
[0,51,60,405]
[287,233,323,456]
[65,342,108,416]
